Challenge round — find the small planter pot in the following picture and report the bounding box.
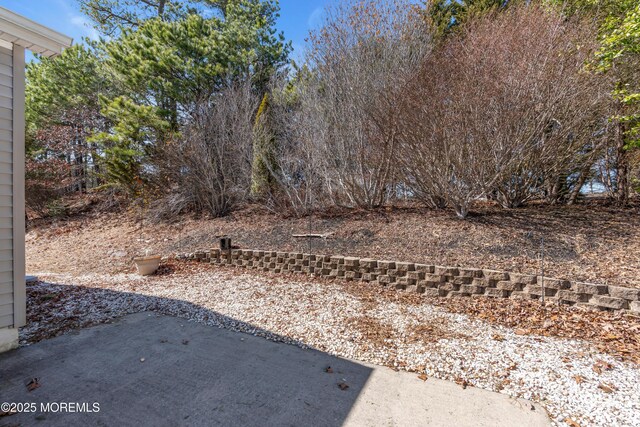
[134,255,161,276]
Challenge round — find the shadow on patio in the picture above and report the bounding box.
[1,281,552,427]
[1,284,373,427]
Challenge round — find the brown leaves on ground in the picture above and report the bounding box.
[345,315,395,349]
[337,382,349,390]
[26,200,640,288]
[26,285,86,342]
[334,271,640,364]
[340,283,469,361]
[406,319,468,345]
[153,261,206,276]
[427,296,640,364]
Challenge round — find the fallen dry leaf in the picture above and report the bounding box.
[338,382,349,390]
[492,333,505,341]
[564,418,581,427]
[598,383,616,393]
[454,377,469,389]
[325,366,333,374]
[418,373,428,382]
[0,408,17,418]
[573,375,585,384]
[593,360,613,375]
[26,378,40,392]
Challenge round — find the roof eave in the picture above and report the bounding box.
[0,6,73,57]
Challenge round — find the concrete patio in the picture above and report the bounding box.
[0,312,550,426]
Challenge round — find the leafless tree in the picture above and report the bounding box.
[260,76,327,215]
[300,0,432,208]
[151,81,257,219]
[397,5,612,217]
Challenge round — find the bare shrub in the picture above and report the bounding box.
[151,82,257,219]
[260,76,327,216]
[26,158,72,217]
[301,0,432,208]
[397,5,612,217]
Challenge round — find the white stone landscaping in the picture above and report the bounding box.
[23,267,640,427]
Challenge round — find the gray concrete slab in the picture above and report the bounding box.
[0,312,550,427]
[0,328,18,354]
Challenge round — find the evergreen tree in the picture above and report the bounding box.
[251,93,278,198]
[103,1,289,127]
[77,0,230,36]
[425,0,515,38]
[90,96,171,195]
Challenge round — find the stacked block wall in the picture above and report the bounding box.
[180,249,640,313]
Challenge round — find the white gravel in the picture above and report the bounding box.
[23,268,640,427]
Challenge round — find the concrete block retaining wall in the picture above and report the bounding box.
[179,249,640,314]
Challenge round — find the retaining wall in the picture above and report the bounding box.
[179,249,640,314]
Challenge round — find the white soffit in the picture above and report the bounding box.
[0,6,73,57]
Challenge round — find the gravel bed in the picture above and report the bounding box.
[22,267,640,427]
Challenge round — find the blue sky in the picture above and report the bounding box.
[1,0,329,62]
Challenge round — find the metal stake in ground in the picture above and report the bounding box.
[220,237,232,264]
[540,237,545,306]
[308,212,312,254]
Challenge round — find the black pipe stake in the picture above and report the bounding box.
[541,237,545,307]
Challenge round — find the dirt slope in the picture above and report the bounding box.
[26,201,640,287]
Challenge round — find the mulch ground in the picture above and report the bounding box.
[26,199,640,289]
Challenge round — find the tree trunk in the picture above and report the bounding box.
[92,143,102,187]
[616,121,629,204]
[567,164,592,205]
[158,0,167,20]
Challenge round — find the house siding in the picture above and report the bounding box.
[0,43,12,329]
[0,9,70,345]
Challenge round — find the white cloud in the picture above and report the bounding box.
[69,14,100,40]
[51,0,100,42]
[308,7,324,29]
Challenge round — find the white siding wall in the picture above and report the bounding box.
[13,45,25,328]
[0,43,12,328]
